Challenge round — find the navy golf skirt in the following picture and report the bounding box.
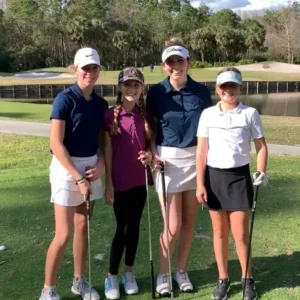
[205,164,254,211]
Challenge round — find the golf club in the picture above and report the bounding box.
[242,183,260,300]
[160,162,174,299]
[145,166,156,299]
[85,166,92,300]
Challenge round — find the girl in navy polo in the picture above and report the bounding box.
[103,67,153,300]
[39,48,108,300]
[146,37,212,296]
[196,67,268,300]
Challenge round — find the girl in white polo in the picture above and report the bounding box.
[39,48,108,300]
[196,67,268,300]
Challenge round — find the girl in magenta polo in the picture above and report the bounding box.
[103,67,153,300]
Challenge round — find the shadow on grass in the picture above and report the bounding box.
[0,112,33,119]
[186,251,300,298]
[60,250,300,299]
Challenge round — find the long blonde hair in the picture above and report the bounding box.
[109,91,152,140]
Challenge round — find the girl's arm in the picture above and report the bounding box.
[103,131,114,204]
[103,132,113,186]
[196,136,209,203]
[97,130,105,170]
[50,119,82,181]
[196,137,208,186]
[254,137,268,173]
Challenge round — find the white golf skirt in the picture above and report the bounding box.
[153,146,197,193]
[49,155,103,207]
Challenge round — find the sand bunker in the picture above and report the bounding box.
[12,72,75,79]
[208,62,300,73]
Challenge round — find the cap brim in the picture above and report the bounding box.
[217,79,242,86]
[163,53,188,63]
[77,60,100,68]
[121,76,144,84]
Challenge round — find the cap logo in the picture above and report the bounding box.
[165,47,182,54]
[86,54,93,57]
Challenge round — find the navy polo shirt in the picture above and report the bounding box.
[50,83,108,157]
[146,75,212,148]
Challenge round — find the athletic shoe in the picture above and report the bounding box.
[174,270,193,292]
[105,275,120,300]
[122,272,139,295]
[242,278,258,300]
[39,287,61,300]
[156,273,171,297]
[212,278,231,300]
[71,277,100,300]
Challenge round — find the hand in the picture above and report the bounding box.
[78,179,92,201]
[138,151,152,166]
[151,154,165,171]
[196,184,207,204]
[104,183,114,205]
[85,165,102,182]
[252,171,268,187]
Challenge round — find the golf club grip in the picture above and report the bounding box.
[150,261,155,299]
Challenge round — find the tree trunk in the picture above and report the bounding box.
[200,51,204,63]
[286,24,291,63]
[134,49,137,67]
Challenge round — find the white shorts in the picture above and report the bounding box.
[153,146,197,193]
[49,155,103,207]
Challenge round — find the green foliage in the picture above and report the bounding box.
[237,59,256,65]
[2,0,298,69]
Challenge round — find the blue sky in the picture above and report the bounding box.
[190,0,289,11]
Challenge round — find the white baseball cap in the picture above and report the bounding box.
[162,45,190,63]
[216,71,242,86]
[74,48,100,69]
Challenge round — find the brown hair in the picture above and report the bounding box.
[164,37,185,48]
[218,67,241,75]
[109,92,152,140]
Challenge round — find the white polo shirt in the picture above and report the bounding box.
[197,102,264,169]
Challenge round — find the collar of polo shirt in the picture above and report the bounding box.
[217,101,243,115]
[119,104,139,115]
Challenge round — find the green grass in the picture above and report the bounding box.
[0,102,52,122]
[1,66,300,85]
[262,116,300,146]
[1,102,300,146]
[0,133,300,300]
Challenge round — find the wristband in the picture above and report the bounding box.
[76,176,86,184]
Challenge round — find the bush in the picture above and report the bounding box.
[0,49,13,72]
[213,61,237,67]
[190,61,213,69]
[237,59,256,65]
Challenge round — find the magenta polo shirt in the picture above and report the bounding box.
[104,105,150,191]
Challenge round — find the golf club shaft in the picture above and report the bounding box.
[145,167,156,299]
[242,186,259,299]
[86,193,92,300]
[161,164,174,299]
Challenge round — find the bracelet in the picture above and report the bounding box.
[76,176,86,184]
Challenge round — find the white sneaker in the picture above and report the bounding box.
[156,274,171,296]
[104,275,120,300]
[122,272,139,295]
[71,277,100,300]
[39,287,61,300]
[174,270,193,292]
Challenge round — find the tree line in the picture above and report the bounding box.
[0,0,300,72]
